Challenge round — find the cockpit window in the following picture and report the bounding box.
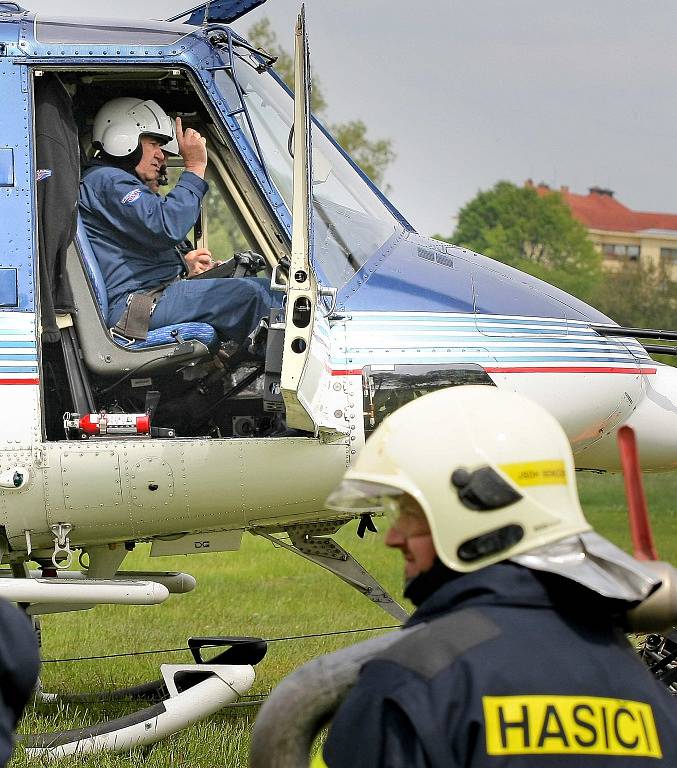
[34,17,193,45]
[213,54,404,289]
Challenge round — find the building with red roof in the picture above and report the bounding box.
[526,180,677,274]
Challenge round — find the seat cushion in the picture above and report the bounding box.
[117,322,219,351]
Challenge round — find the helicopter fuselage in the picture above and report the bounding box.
[0,7,674,572]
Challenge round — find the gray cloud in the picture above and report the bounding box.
[27,0,677,236]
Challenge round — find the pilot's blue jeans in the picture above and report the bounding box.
[149,277,280,345]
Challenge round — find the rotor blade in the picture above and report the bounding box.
[593,324,677,342]
[167,0,267,25]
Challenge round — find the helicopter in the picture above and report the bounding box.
[0,0,677,756]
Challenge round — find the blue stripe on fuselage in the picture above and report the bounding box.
[337,233,612,327]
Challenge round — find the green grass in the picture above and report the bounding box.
[10,471,677,766]
[578,471,677,563]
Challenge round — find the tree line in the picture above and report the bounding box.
[248,19,395,187]
[435,181,677,364]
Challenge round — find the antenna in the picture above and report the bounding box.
[203,0,211,25]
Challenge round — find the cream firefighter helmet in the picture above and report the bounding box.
[327,386,660,603]
[328,385,588,571]
[92,97,179,157]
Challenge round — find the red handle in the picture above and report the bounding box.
[617,425,659,561]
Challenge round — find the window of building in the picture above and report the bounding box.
[601,243,640,261]
[660,247,677,264]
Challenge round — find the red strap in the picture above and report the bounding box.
[617,425,659,561]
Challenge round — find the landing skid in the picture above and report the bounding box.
[253,521,409,622]
[23,637,266,759]
[10,521,406,757]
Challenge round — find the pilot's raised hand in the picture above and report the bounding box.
[184,248,223,276]
[176,117,207,179]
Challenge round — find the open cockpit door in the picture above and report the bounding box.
[279,8,345,437]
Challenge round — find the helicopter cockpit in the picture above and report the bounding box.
[45,75,285,438]
[32,15,408,445]
[38,55,287,441]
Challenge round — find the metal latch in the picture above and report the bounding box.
[50,523,74,569]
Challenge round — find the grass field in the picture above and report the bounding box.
[10,471,677,767]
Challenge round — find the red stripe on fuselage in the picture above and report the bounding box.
[330,367,657,376]
[483,366,657,374]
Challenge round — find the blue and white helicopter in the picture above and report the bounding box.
[0,0,675,755]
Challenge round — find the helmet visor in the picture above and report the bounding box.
[132,100,178,154]
[144,132,179,156]
[326,479,404,514]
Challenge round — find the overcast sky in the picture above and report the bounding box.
[27,0,677,237]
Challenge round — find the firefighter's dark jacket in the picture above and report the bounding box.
[318,562,677,767]
[0,599,40,766]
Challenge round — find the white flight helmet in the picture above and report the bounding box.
[92,97,179,158]
[327,386,660,603]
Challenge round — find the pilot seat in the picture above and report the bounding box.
[67,218,219,378]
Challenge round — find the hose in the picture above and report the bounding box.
[249,626,420,768]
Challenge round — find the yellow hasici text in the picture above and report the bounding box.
[482,695,661,758]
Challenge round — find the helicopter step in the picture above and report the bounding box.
[0,569,197,594]
[253,521,409,622]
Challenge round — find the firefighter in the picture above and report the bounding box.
[0,600,40,766]
[312,386,677,767]
[79,97,276,345]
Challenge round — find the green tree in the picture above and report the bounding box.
[590,261,677,367]
[247,18,327,115]
[590,260,676,329]
[248,18,394,186]
[331,120,395,191]
[204,192,249,256]
[442,181,602,301]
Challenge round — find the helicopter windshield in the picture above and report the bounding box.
[212,54,403,288]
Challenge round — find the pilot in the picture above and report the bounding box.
[79,97,276,347]
[313,386,677,767]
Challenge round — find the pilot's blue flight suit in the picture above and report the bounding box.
[315,562,677,767]
[79,163,276,345]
